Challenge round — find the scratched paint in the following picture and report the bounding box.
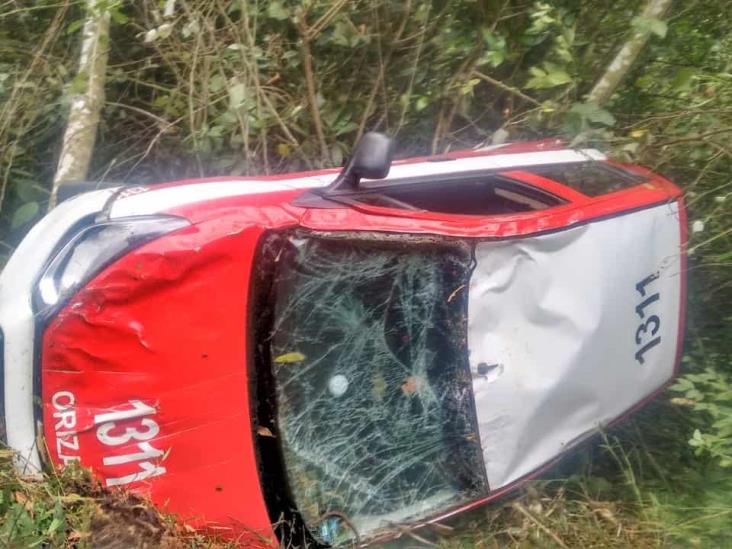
[41,216,278,546]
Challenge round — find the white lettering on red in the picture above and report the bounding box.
[51,391,79,464]
[94,400,167,487]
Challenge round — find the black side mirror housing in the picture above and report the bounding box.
[324,132,394,195]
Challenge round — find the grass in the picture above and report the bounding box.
[0,447,229,548]
[3,397,731,547]
[440,398,732,549]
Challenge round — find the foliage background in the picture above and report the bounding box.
[1,0,730,546]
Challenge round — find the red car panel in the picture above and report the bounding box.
[42,218,276,545]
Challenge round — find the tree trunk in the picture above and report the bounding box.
[586,0,672,106]
[50,0,110,209]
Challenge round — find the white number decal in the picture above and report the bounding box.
[97,417,160,446]
[95,400,167,487]
[94,400,157,425]
[102,442,164,466]
[105,462,167,487]
[634,273,662,364]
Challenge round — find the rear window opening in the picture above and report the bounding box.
[354,174,565,215]
[254,233,487,546]
[529,162,646,197]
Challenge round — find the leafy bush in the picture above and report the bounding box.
[672,359,732,467]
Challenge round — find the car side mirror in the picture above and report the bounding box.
[324,132,394,195]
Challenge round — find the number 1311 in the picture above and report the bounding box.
[634,273,662,364]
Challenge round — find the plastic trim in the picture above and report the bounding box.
[0,189,118,472]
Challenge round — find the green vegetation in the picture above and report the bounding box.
[0,448,214,547]
[1,0,730,547]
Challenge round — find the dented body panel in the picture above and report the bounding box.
[41,217,276,544]
[470,202,683,488]
[1,141,685,546]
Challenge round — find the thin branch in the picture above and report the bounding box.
[356,0,412,140]
[512,502,569,549]
[307,0,349,39]
[657,128,732,147]
[298,20,330,165]
[472,70,542,107]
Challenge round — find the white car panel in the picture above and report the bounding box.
[0,189,117,472]
[468,202,682,488]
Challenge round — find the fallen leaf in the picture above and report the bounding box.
[401,376,423,395]
[276,143,291,157]
[14,491,32,511]
[257,426,275,438]
[274,351,306,364]
[593,506,618,525]
[67,531,90,542]
[629,128,648,139]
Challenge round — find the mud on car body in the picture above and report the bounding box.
[0,135,686,547]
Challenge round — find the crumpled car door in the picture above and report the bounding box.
[469,200,683,488]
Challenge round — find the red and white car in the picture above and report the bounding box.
[1,135,686,546]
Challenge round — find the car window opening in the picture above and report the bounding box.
[528,162,646,197]
[261,233,487,546]
[354,175,565,215]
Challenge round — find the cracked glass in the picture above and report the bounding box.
[269,234,487,545]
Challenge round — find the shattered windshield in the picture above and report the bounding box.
[268,234,487,545]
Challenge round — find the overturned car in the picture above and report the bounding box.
[0,135,685,546]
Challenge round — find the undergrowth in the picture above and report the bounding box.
[0,448,222,548]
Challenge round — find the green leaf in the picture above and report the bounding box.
[526,63,572,89]
[66,19,84,35]
[671,67,696,92]
[331,21,350,47]
[569,102,615,126]
[14,180,43,202]
[11,201,39,229]
[267,1,289,21]
[329,19,367,48]
[110,9,129,25]
[546,69,572,87]
[209,74,226,93]
[47,517,62,535]
[632,16,668,38]
[484,50,505,67]
[481,30,507,67]
[459,78,480,96]
[671,378,694,391]
[529,66,546,78]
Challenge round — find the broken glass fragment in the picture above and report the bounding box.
[269,234,487,544]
